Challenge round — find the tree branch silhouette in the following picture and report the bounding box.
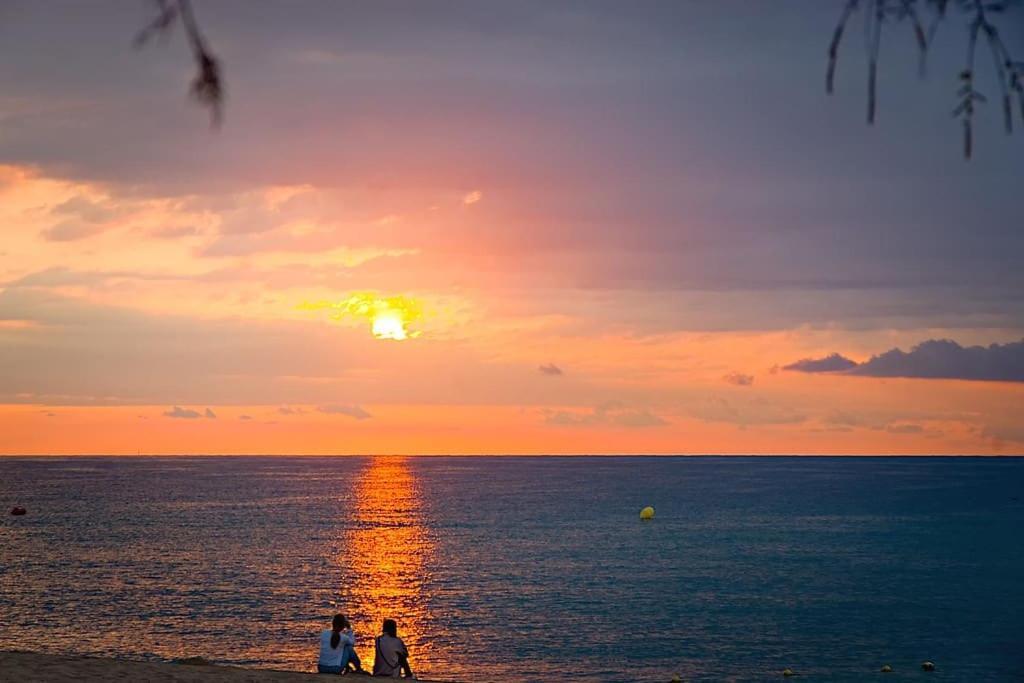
[134,0,222,125]
[827,0,1023,159]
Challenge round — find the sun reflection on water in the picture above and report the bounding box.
[340,457,434,673]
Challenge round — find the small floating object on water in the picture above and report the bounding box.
[10,506,26,516]
[921,661,935,672]
[670,675,681,683]
[782,668,796,677]
[880,664,893,673]
[640,506,655,520]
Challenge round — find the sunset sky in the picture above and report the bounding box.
[1,1,1022,454]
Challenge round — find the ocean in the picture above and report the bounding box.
[1,456,1022,681]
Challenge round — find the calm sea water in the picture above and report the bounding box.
[1,456,1022,681]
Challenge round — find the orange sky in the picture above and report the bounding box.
[2,3,1023,455]
[1,164,1023,454]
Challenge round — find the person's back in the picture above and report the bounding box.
[318,613,361,674]
[373,619,414,678]
[318,628,347,668]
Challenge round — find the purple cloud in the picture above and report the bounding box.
[784,339,1024,382]
[849,339,1024,382]
[723,372,754,386]
[783,353,858,373]
[163,406,202,419]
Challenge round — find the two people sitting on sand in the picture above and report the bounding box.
[318,614,414,678]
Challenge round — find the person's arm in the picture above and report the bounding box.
[397,640,414,678]
[343,628,356,647]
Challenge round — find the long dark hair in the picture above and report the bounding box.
[330,614,346,649]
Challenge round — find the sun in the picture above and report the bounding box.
[372,311,408,341]
[299,292,422,341]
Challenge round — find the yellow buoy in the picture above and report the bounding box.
[640,506,655,520]
[782,668,795,677]
[880,664,893,673]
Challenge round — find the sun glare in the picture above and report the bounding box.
[372,311,408,340]
[300,292,421,341]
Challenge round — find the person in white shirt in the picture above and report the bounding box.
[373,618,414,679]
[317,614,365,675]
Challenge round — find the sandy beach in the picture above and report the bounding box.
[0,651,444,683]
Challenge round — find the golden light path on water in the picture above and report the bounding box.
[339,457,438,673]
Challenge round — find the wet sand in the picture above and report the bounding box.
[0,651,440,682]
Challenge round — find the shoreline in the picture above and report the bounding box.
[0,651,445,682]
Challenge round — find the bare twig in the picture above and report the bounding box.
[134,0,223,125]
[826,0,1023,159]
[827,0,861,94]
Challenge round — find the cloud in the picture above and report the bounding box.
[278,405,304,415]
[885,422,924,434]
[849,339,1024,382]
[543,403,667,428]
[462,190,482,205]
[41,220,108,242]
[41,196,123,241]
[51,196,117,223]
[783,353,858,373]
[686,395,805,427]
[163,406,216,419]
[318,404,372,420]
[723,372,754,386]
[163,406,202,419]
[785,339,1024,383]
[980,423,1024,446]
[538,363,563,376]
[239,414,253,420]
[2,267,188,289]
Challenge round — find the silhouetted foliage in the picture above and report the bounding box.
[129,0,1021,158]
[135,0,222,125]
[828,0,1024,158]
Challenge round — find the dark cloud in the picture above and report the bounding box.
[538,363,563,376]
[849,339,1024,382]
[723,372,754,386]
[318,404,371,420]
[785,339,1024,383]
[783,353,858,373]
[163,406,202,419]
[204,408,217,419]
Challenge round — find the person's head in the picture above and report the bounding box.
[382,618,397,637]
[330,613,345,649]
